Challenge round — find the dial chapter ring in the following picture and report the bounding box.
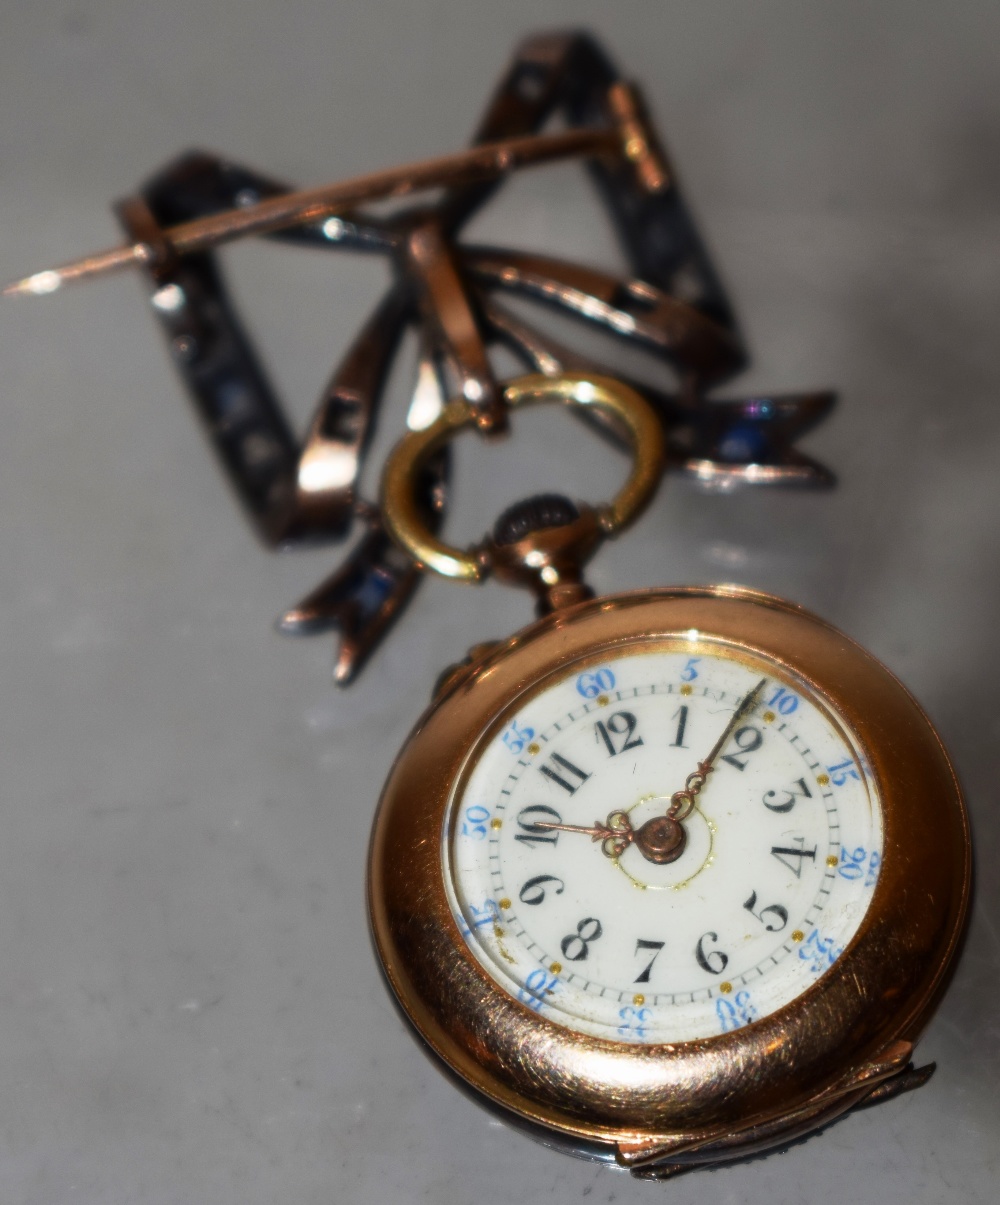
[379,372,665,582]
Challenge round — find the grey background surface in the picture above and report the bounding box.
[1,2,998,1202]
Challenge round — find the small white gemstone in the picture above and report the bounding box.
[151,283,185,312]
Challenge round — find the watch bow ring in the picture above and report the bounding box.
[380,372,664,585]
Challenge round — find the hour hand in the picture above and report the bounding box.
[533,810,634,859]
[534,807,688,866]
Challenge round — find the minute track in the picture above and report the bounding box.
[448,642,879,1042]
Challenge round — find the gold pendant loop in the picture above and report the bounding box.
[379,373,666,582]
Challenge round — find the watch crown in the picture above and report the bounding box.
[493,493,580,545]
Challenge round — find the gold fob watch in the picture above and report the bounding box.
[369,375,970,1180]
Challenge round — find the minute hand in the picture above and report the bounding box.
[668,677,768,821]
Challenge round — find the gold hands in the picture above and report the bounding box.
[534,807,686,866]
[534,811,634,859]
[667,677,767,822]
[533,678,767,867]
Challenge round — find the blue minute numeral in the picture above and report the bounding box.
[617,1005,652,1039]
[680,657,700,682]
[716,990,757,1032]
[461,804,490,839]
[576,668,615,698]
[767,685,799,714]
[456,899,500,939]
[517,968,559,1011]
[826,758,860,786]
[838,846,881,885]
[501,720,535,754]
[798,928,843,974]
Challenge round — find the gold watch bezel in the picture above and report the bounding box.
[367,586,970,1168]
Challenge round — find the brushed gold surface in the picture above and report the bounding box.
[367,586,971,1163]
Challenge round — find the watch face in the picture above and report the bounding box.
[445,639,883,1043]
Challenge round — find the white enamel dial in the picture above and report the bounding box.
[445,640,883,1043]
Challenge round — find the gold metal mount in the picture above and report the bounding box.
[379,373,665,587]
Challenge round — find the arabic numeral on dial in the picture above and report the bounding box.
[839,846,865,879]
[799,928,843,974]
[501,720,535,754]
[461,805,490,839]
[518,874,565,906]
[539,752,591,794]
[633,938,665,983]
[517,968,559,1012]
[721,725,763,770]
[763,776,812,813]
[695,931,730,975]
[827,758,860,786]
[515,804,562,846]
[576,668,615,698]
[670,704,689,748]
[617,1005,652,1039]
[767,685,799,714]
[595,711,643,756]
[770,837,818,878]
[716,990,757,1032]
[838,846,881,886]
[456,899,499,938]
[743,890,789,932]
[680,657,700,682]
[560,917,603,962]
